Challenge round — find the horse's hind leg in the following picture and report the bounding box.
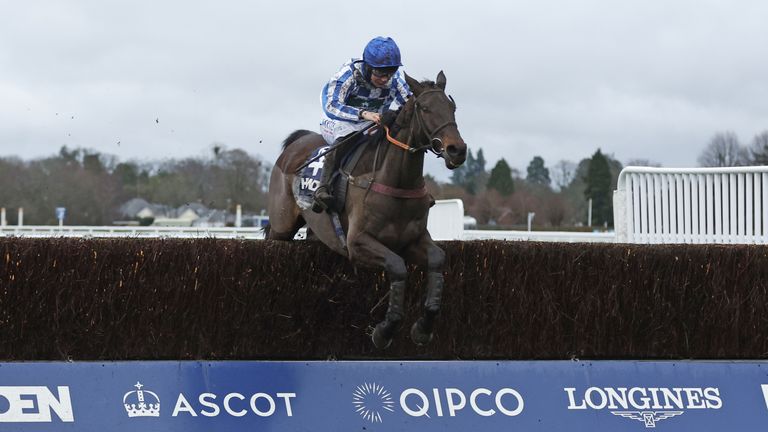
[266,170,304,240]
[265,216,304,240]
[405,234,446,346]
[347,232,408,349]
[265,204,304,240]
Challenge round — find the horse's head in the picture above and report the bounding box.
[403,71,467,169]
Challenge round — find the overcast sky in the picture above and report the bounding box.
[2,0,767,181]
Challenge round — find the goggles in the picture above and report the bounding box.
[370,67,397,78]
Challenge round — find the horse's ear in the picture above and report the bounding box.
[404,72,423,96]
[436,70,446,90]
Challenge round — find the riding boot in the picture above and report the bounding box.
[311,150,337,213]
[312,133,361,213]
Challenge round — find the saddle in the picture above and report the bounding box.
[293,130,373,213]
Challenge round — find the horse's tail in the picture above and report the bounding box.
[262,223,271,238]
[282,130,314,150]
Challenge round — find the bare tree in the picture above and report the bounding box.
[749,131,768,165]
[218,148,266,211]
[625,159,661,167]
[551,160,577,191]
[697,131,748,167]
[546,193,567,227]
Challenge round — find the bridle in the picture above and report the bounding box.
[414,89,458,155]
[383,88,457,157]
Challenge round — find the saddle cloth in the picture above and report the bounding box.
[293,146,331,211]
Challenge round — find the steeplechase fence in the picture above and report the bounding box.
[2,237,768,361]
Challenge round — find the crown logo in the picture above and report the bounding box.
[123,382,160,418]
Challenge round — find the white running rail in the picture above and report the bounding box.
[0,225,271,240]
[613,166,768,244]
[462,230,614,242]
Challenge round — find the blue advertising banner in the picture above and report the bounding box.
[1,361,767,431]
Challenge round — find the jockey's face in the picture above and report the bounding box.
[369,67,396,88]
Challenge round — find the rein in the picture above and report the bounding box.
[382,125,411,152]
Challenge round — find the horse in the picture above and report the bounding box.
[266,71,467,348]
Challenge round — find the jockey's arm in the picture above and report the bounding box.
[324,73,364,122]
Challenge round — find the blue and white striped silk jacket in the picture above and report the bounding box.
[321,59,411,122]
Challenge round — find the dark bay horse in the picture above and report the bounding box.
[266,71,467,348]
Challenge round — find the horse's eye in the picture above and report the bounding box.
[449,95,457,111]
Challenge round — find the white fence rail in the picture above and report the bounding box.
[462,230,614,242]
[614,166,768,244]
[0,225,270,240]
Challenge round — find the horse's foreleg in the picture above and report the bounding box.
[347,232,407,349]
[374,279,405,349]
[405,234,446,346]
[410,272,444,345]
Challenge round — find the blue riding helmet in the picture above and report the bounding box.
[362,37,403,68]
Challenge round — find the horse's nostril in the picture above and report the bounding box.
[447,145,465,158]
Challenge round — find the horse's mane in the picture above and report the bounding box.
[282,129,314,150]
[390,81,437,131]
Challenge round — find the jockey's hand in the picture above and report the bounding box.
[381,109,398,127]
[360,111,381,124]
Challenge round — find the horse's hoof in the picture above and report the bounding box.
[410,319,434,346]
[372,323,393,350]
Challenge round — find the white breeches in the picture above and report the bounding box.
[320,116,370,144]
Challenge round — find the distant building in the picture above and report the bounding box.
[192,209,234,228]
[117,198,263,227]
[118,198,209,226]
[118,198,151,219]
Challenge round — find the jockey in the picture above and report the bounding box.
[312,36,412,213]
